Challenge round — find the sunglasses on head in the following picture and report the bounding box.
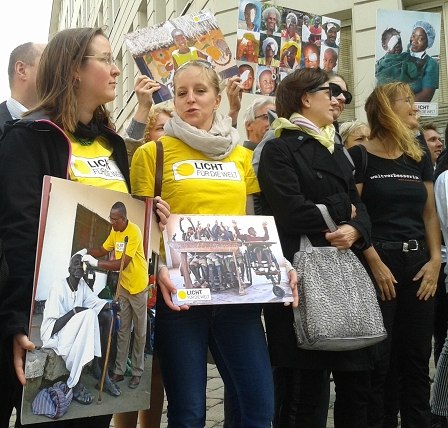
[329,82,352,105]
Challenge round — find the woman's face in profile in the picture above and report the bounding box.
[328,75,347,120]
[410,27,428,52]
[147,112,171,142]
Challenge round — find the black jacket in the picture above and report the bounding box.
[0,113,130,343]
[258,129,376,370]
[258,129,371,263]
[0,101,13,139]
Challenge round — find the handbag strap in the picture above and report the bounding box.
[154,140,164,197]
[315,204,338,233]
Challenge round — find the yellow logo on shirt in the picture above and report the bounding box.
[172,160,241,181]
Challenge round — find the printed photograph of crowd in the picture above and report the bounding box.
[164,214,293,305]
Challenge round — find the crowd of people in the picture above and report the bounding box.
[0,22,448,428]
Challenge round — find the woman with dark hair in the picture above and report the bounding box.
[0,27,169,428]
[258,67,375,427]
[348,82,440,427]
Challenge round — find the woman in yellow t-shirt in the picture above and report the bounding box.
[130,60,276,427]
[0,27,169,428]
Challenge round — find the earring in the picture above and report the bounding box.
[74,77,81,89]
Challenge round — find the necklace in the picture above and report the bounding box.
[66,277,78,306]
[68,132,96,146]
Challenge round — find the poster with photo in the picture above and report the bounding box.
[163,214,293,306]
[125,9,238,104]
[22,177,160,424]
[375,9,441,116]
[236,0,340,97]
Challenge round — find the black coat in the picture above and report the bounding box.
[0,101,13,139]
[0,113,130,343]
[258,129,377,370]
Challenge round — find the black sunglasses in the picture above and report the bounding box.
[329,82,352,105]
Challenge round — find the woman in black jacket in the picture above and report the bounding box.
[257,67,375,427]
[0,28,169,428]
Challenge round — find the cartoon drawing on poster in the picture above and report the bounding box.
[163,214,293,306]
[236,1,339,97]
[375,9,441,116]
[125,10,238,104]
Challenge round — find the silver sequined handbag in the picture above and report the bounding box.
[292,204,387,351]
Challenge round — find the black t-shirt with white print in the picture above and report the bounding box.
[349,144,433,242]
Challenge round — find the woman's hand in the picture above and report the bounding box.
[363,247,397,301]
[157,266,190,311]
[226,76,243,126]
[414,258,440,300]
[284,267,298,308]
[132,76,161,123]
[325,224,361,250]
[13,333,35,385]
[154,196,170,232]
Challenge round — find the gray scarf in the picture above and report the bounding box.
[163,112,240,160]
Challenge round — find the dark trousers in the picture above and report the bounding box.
[297,368,371,428]
[367,248,434,428]
[434,263,448,366]
[271,367,329,428]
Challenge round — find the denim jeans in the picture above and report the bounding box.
[154,300,274,428]
[367,248,434,428]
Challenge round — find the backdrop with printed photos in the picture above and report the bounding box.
[236,0,341,97]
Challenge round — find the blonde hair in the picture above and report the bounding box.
[339,120,369,144]
[173,60,221,96]
[143,105,173,143]
[365,82,423,162]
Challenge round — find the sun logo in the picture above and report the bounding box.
[175,162,195,177]
[73,159,90,174]
[178,290,187,300]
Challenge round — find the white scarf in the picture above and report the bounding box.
[163,112,240,160]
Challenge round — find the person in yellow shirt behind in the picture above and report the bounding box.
[82,201,148,390]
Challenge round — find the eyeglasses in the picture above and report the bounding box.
[254,114,269,120]
[84,53,116,66]
[108,216,123,223]
[329,83,352,105]
[394,96,412,104]
[308,86,332,99]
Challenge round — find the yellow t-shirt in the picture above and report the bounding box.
[172,48,200,68]
[102,220,148,294]
[67,133,128,193]
[130,135,260,215]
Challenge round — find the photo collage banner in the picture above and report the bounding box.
[236,0,341,96]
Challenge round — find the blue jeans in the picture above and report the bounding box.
[155,300,274,428]
[367,247,434,428]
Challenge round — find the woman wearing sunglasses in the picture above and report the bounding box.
[348,82,440,427]
[258,68,375,427]
[0,28,169,428]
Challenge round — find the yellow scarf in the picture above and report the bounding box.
[271,113,336,153]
